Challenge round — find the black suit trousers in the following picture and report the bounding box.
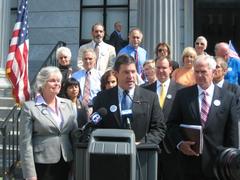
[35,156,71,180]
[158,149,183,180]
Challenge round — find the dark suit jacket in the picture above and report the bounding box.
[167,85,239,178]
[144,80,183,121]
[109,31,124,54]
[93,86,166,144]
[222,80,240,104]
[76,100,88,128]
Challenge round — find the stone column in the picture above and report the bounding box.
[137,0,193,62]
[0,0,11,90]
[0,0,11,68]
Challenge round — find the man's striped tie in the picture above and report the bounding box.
[82,71,90,106]
[200,91,210,126]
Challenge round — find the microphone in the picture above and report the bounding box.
[121,109,132,130]
[81,107,107,131]
[73,107,107,142]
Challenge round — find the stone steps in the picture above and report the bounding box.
[0,68,19,179]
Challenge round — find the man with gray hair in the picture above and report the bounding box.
[73,49,102,107]
[167,55,239,180]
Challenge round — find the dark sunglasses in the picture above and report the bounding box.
[158,49,167,52]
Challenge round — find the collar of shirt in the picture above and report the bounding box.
[118,86,135,103]
[197,83,214,97]
[156,78,171,96]
[197,83,214,111]
[116,31,121,36]
[84,69,92,75]
[127,44,138,51]
[120,45,147,60]
[92,40,103,47]
[35,94,61,107]
[35,94,47,106]
[215,79,224,88]
[35,95,63,126]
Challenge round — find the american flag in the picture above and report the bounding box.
[228,40,240,59]
[5,0,30,105]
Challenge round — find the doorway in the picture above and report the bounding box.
[194,0,240,55]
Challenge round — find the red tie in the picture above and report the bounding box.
[135,49,139,73]
[82,71,90,106]
[200,91,210,126]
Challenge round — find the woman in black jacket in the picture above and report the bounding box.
[63,77,88,128]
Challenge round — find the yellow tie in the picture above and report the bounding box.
[159,83,166,108]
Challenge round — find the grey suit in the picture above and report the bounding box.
[20,97,77,179]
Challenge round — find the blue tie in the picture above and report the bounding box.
[121,91,132,127]
[121,93,131,110]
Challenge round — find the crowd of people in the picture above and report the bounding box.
[19,22,240,180]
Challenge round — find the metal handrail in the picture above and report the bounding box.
[0,41,66,179]
[0,105,21,179]
[30,41,66,85]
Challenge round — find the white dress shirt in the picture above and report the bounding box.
[35,95,64,129]
[197,83,215,113]
[156,78,171,96]
[215,79,224,88]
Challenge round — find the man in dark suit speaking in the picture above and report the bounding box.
[93,54,166,144]
[167,55,239,180]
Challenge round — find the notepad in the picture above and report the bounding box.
[179,124,203,154]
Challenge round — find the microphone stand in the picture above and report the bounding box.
[126,117,132,130]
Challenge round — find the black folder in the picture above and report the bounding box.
[180,124,203,154]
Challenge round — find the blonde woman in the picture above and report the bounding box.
[172,47,197,87]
